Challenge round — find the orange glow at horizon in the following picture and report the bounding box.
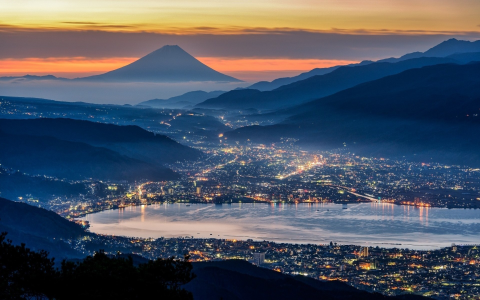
[0,57,137,78]
[0,57,358,81]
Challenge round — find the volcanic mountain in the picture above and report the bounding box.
[79,45,241,82]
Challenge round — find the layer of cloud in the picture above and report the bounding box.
[0,28,479,61]
[0,80,248,104]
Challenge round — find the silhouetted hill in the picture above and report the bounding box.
[0,118,203,165]
[0,75,67,81]
[447,51,480,64]
[198,88,262,108]
[0,169,87,202]
[0,197,85,258]
[79,45,241,82]
[0,197,84,239]
[248,65,343,91]
[0,130,178,181]
[196,56,478,110]
[184,260,427,300]
[138,90,225,108]
[225,62,480,166]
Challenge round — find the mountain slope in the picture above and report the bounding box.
[0,168,87,202]
[138,90,225,108]
[224,62,480,166]
[79,45,240,82]
[0,197,85,258]
[0,118,203,165]
[0,131,178,181]
[196,56,476,110]
[247,65,343,91]
[379,38,480,63]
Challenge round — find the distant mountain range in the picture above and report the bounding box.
[247,61,373,92]
[138,90,226,109]
[0,118,203,181]
[79,45,241,82]
[378,38,480,63]
[0,75,68,81]
[246,38,480,92]
[224,62,480,166]
[247,65,344,92]
[196,53,480,110]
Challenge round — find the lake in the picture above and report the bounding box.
[82,202,480,249]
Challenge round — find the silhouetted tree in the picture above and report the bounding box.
[0,231,56,299]
[0,232,194,300]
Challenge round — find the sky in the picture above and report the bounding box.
[1,0,480,81]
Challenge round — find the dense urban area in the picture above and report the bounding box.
[71,234,480,299]
[13,142,480,219]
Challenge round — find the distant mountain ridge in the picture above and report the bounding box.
[197,54,480,110]
[0,75,67,81]
[378,38,480,63]
[78,45,241,82]
[248,65,343,91]
[246,38,480,92]
[138,90,226,108]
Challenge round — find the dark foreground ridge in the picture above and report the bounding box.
[185,260,427,300]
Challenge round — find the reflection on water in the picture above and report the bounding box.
[82,203,480,249]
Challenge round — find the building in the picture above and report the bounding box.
[359,247,369,257]
[253,252,265,265]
